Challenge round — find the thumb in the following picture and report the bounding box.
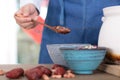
[22,7,31,17]
[32,16,40,26]
[22,11,30,17]
[32,16,39,21]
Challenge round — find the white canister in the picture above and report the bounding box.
[98,6,120,64]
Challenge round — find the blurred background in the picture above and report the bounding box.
[0,0,48,64]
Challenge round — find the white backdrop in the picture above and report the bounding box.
[0,0,18,64]
[0,0,48,64]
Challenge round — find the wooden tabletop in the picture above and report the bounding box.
[0,64,120,80]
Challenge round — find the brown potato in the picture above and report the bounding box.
[25,66,52,80]
[53,67,66,75]
[6,68,24,79]
[25,68,43,80]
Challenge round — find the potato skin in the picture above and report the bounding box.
[53,67,66,75]
[25,68,43,80]
[52,64,62,69]
[36,66,52,76]
[25,66,52,80]
[6,68,24,79]
[52,64,66,75]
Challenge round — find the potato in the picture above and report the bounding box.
[6,68,24,79]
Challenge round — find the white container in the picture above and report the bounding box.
[98,6,120,64]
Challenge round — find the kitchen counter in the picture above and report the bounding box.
[0,64,120,80]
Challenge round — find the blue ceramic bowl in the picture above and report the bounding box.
[60,45,106,74]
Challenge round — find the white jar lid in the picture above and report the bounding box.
[103,6,120,17]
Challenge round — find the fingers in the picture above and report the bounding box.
[19,21,37,30]
[15,16,32,23]
[20,3,38,17]
[14,3,39,29]
[16,18,36,29]
[22,7,31,17]
[14,15,38,29]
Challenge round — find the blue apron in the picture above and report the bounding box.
[39,0,120,63]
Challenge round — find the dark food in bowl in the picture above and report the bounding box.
[60,45,106,50]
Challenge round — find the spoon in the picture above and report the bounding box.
[35,21,71,34]
[15,14,71,34]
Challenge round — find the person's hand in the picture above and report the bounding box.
[14,3,39,29]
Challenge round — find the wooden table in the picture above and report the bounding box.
[0,64,120,80]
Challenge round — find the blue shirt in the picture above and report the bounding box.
[39,0,120,63]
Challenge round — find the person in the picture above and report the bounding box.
[14,0,120,64]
